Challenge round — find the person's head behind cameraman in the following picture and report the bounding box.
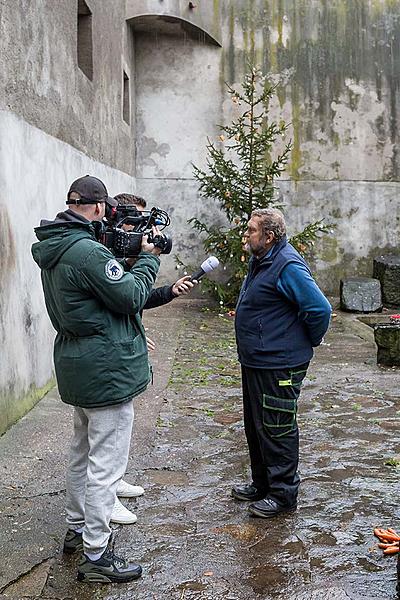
[114,193,146,212]
[113,193,147,233]
[67,175,117,222]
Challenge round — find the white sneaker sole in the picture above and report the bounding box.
[110,513,138,525]
[116,487,144,498]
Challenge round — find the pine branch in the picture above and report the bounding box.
[290,221,333,256]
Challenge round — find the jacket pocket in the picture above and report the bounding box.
[262,394,297,438]
[55,336,107,404]
[109,335,149,391]
[112,337,137,353]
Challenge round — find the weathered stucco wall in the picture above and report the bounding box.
[223,0,400,181]
[0,110,135,435]
[0,0,140,434]
[133,0,400,288]
[1,0,400,432]
[0,0,135,174]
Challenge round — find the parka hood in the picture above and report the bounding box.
[31,211,96,270]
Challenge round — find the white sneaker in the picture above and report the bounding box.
[117,480,145,498]
[110,498,137,525]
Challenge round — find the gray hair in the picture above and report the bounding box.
[251,208,286,242]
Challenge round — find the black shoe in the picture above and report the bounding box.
[63,529,83,555]
[77,548,142,584]
[231,483,267,501]
[248,497,297,518]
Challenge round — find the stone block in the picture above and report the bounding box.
[340,277,382,313]
[374,323,400,366]
[373,254,400,307]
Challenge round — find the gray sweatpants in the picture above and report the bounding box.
[65,400,134,556]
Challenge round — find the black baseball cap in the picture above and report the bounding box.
[66,175,117,207]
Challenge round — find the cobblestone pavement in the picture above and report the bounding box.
[0,300,399,599]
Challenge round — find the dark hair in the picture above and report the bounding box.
[251,208,286,242]
[114,193,146,208]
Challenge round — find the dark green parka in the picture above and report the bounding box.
[31,211,160,409]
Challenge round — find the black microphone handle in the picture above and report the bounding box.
[190,268,205,282]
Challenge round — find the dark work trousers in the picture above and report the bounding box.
[241,362,309,507]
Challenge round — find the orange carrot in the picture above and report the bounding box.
[374,529,400,542]
[374,528,385,538]
[383,546,399,555]
[382,534,400,542]
[388,528,400,537]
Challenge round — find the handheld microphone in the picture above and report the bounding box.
[190,256,220,282]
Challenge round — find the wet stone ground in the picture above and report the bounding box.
[0,300,400,599]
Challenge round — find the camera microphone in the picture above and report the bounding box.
[190,256,220,282]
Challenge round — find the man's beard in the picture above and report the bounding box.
[249,238,268,258]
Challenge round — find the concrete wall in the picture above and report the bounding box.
[0,0,139,434]
[126,0,222,45]
[133,0,400,286]
[0,110,135,435]
[135,33,223,276]
[0,0,135,174]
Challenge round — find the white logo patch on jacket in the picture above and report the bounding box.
[105,259,123,281]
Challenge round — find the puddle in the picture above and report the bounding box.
[211,523,259,542]
[146,469,189,486]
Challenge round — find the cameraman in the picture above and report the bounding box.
[31,175,161,584]
[107,192,195,525]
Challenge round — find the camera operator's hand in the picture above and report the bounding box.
[125,257,137,267]
[141,226,162,256]
[146,336,156,352]
[172,276,196,297]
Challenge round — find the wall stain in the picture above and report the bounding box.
[0,205,16,293]
[226,0,400,180]
[228,4,235,84]
[0,378,55,437]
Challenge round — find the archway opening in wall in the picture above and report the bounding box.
[128,14,221,182]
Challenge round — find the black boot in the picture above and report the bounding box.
[248,497,297,518]
[231,483,267,501]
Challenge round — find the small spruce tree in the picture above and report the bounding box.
[187,66,330,307]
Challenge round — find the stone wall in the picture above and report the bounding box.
[133,0,400,286]
[0,0,135,174]
[0,110,135,435]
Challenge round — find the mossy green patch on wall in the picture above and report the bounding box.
[0,378,55,437]
[290,85,302,180]
[222,0,400,181]
[228,3,235,83]
[318,235,341,263]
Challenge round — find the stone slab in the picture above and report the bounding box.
[373,254,400,307]
[340,276,382,313]
[374,323,400,366]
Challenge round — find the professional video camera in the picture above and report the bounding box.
[102,204,172,258]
